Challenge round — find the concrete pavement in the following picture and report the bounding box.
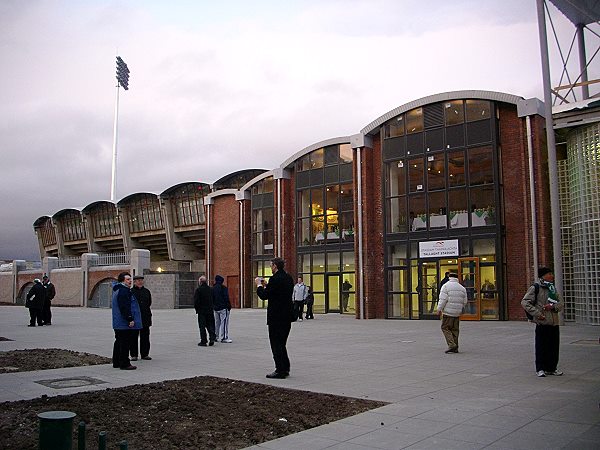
[0,306,599,449]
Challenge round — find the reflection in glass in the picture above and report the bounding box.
[339,144,353,163]
[311,148,324,169]
[406,108,423,134]
[388,160,406,196]
[388,197,407,233]
[428,191,447,229]
[466,100,491,122]
[427,154,445,191]
[469,146,494,185]
[470,185,495,226]
[445,100,465,126]
[384,115,405,138]
[448,189,468,229]
[448,151,465,186]
[409,194,426,231]
[409,158,424,192]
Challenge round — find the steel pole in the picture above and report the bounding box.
[526,116,539,275]
[110,84,120,202]
[576,23,590,100]
[536,0,564,294]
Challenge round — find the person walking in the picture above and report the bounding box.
[305,286,314,319]
[292,276,308,321]
[194,275,216,347]
[521,267,564,377]
[112,272,142,370]
[256,257,294,379]
[41,275,55,325]
[131,275,153,361]
[26,278,45,327]
[341,279,352,312]
[213,275,232,343]
[436,272,467,353]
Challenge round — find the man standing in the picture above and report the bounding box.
[26,278,45,327]
[41,275,55,325]
[131,275,153,361]
[521,267,563,377]
[292,276,308,321]
[112,272,142,370]
[342,279,352,312]
[213,275,232,343]
[436,272,467,353]
[194,275,216,347]
[256,257,294,379]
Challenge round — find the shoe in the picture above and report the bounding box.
[299,318,303,321]
[221,338,232,343]
[141,356,152,360]
[266,371,287,379]
[120,365,137,370]
[536,370,546,377]
[28,324,35,327]
[198,342,207,347]
[545,370,563,376]
[130,357,138,361]
[209,341,214,346]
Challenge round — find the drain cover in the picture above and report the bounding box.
[36,376,107,389]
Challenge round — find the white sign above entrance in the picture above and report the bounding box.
[419,239,459,258]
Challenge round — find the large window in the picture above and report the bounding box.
[128,194,163,233]
[61,211,86,242]
[251,177,275,255]
[170,183,209,227]
[90,203,121,238]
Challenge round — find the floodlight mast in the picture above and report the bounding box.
[111,56,130,202]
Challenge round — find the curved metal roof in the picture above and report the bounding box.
[160,181,211,197]
[361,90,524,136]
[52,208,82,219]
[117,192,159,206]
[240,170,275,193]
[213,169,268,190]
[33,216,52,227]
[280,136,352,169]
[82,200,116,213]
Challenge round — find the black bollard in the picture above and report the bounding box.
[38,410,76,450]
[98,431,107,450]
[77,421,86,450]
[119,441,128,450]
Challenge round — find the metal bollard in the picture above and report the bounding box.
[38,410,76,450]
[98,431,107,450]
[77,421,86,450]
[119,441,128,450]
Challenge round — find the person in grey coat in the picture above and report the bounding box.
[436,273,467,353]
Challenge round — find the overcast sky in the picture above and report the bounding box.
[0,0,593,260]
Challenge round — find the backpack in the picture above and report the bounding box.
[524,283,539,321]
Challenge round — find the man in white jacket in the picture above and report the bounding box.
[436,273,468,353]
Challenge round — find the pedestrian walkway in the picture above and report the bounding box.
[0,306,599,449]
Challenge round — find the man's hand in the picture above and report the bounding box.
[254,277,262,288]
[128,321,134,328]
[543,304,554,311]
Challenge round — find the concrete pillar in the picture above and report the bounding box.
[12,260,26,303]
[130,249,151,277]
[42,257,59,278]
[81,253,99,307]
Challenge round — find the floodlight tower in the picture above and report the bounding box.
[111,56,130,202]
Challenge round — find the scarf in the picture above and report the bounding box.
[540,279,558,301]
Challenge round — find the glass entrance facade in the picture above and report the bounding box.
[383,99,502,320]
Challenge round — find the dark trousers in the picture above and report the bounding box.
[305,300,314,319]
[197,312,216,343]
[535,324,560,372]
[29,308,43,326]
[293,301,304,320]
[113,329,135,368]
[42,300,52,324]
[130,327,151,358]
[441,315,460,350]
[268,322,291,374]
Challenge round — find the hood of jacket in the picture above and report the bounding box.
[214,275,224,284]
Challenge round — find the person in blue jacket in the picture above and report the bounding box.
[112,272,142,370]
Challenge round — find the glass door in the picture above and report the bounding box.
[418,261,439,319]
[326,274,341,313]
[458,257,480,320]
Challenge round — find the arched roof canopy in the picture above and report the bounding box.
[280,136,352,169]
[240,170,275,193]
[117,192,159,207]
[160,181,211,198]
[361,90,524,136]
[213,169,268,191]
[33,216,52,228]
[52,208,82,220]
[82,200,116,214]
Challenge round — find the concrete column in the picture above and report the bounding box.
[42,257,59,278]
[81,253,99,307]
[130,249,151,277]
[12,260,26,303]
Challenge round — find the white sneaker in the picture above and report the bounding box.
[545,370,563,376]
[536,370,546,377]
[222,338,232,343]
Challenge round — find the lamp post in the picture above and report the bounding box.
[111,56,130,202]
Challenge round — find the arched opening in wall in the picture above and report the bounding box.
[89,278,116,308]
[17,283,33,306]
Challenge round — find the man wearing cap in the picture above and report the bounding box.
[436,272,468,353]
[42,275,55,325]
[131,275,153,361]
[112,272,142,370]
[26,278,46,327]
[194,275,216,346]
[521,267,564,377]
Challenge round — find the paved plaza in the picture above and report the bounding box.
[0,305,599,449]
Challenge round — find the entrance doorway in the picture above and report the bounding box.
[458,257,480,320]
[418,258,468,319]
[326,274,341,313]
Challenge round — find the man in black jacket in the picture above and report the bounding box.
[256,257,294,379]
[131,275,153,360]
[26,278,45,327]
[194,275,216,346]
[42,275,55,325]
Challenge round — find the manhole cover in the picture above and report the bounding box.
[36,377,107,389]
[0,337,13,341]
[570,339,599,346]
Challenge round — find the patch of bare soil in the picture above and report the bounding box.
[0,349,111,373]
[0,376,386,450]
